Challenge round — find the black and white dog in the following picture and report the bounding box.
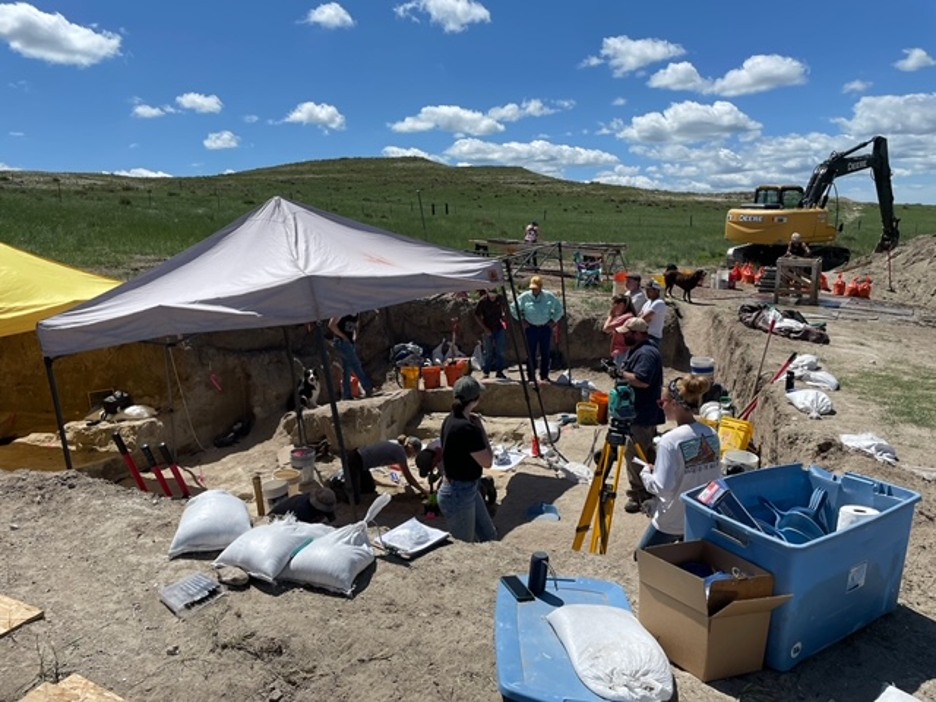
[288,367,321,410]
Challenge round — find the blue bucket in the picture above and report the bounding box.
[527,503,561,522]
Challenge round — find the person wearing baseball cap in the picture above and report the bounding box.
[436,376,498,543]
[509,275,564,384]
[615,315,664,514]
[639,279,667,346]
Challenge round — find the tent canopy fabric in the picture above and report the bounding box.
[38,196,504,358]
[0,242,120,339]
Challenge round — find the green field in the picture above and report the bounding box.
[2,157,934,278]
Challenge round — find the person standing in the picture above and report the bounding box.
[639,280,667,346]
[602,294,636,367]
[624,274,647,316]
[329,314,373,400]
[474,289,508,380]
[614,317,664,514]
[637,376,721,550]
[438,377,498,543]
[524,220,540,270]
[510,275,564,384]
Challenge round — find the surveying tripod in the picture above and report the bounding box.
[572,373,649,555]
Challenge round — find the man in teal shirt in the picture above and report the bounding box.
[510,275,564,383]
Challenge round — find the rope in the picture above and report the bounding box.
[167,346,208,452]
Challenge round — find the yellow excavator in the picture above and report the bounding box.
[725,136,900,270]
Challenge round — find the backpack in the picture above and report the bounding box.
[102,391,133,417]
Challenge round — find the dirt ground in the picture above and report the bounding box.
[2,238,936,702]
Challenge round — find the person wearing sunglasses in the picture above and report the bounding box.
[636,376,722,551]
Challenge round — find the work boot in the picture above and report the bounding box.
[624,499,641,514]
[482,373,490,379]
[495,371,508,380]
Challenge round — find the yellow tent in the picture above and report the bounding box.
[0,242,120,338]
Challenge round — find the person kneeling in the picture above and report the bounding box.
[637,376,722,551]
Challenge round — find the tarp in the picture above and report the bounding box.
[0,242,120,339]
[38,196,504,358]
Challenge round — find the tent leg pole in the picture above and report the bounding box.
[163,345,178,452]
[557,241,572,384]
[282,328,307,447]
[504,261,543,448]
[315,324,357,520]
[44,357,73,471]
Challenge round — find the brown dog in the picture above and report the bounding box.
[663,265,706,302]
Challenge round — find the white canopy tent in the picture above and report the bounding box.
[38,196,503,358]
[37,196,504,491]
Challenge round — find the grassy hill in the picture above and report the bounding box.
[1,157,933,278]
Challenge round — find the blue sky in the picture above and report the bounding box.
[2,0,936,203]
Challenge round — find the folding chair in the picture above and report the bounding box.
[573,251,602,288]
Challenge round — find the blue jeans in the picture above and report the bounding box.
[637,524,682,551]
[525,325,552,380]
[482,328,507,374]
[333,338,372,400]
[437,479,498,543]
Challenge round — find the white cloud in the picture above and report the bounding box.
[391,105,503,135]
[487,98,572,122]
[443,138,618,177]
[243,114,259,123]
[9,130,23,136]
[8,79,28,90]
[648,55,807,96]
[203,131,240,150]
[394,0,490,33]
[592,165,660,189]
[0,161,20,171]
[176,92,223,114]
[222,168,236,174]
[132,104,166,119]
[612,97,627,107]
[843,79,872,94]
[834,93,936,135]
[109,168,173,178]
[382,145,448,163]
[283,101,346,130]
[0,3,121,66]
[894,48,936,72]
[618,100,762,143]
[590,35,685,77]
[302,3,355,29]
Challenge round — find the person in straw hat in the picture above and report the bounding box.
[268,487,338,524]
[509,275,564,384]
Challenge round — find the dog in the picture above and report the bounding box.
[663,265,707,303]
[287,367,321,411]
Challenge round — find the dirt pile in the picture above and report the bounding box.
[842,234,936,310]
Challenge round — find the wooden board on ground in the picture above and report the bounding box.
[0,594,43,638]
[20,674,125,701]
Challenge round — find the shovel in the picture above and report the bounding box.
[760,497,825,541]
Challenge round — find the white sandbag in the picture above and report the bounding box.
[801,370,840,391]
[213,518,334,583]
[115,404,158,419]
[471,341,484,372]
[558,461,592,484]
[841,432,899,465]
[875,685,920,701]
[786,389,834,419]
[168,490,252,559]
[546,605,673,702]
[789,354,820,372]
[281,494,391,596]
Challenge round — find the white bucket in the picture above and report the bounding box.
[290,446,317,483]
[723,450,759,474]
[690,356,715,376]
[714,269,731,290]
[262,479,289,511]
[273,468,301,497]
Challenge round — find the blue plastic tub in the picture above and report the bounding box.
[682,464,920,672]
[495,577,632,701]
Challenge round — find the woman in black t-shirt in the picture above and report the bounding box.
[438,376,498,542]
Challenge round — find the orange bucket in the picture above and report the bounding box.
[421,366,442,389]
[444,361,468,387]
[590,391,609,424]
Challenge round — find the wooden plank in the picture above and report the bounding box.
[20,675,125,702]
[0,595,44,638]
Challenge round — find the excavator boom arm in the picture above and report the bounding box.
[801,136,900,251]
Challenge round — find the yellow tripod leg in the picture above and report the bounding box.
[589,445,627,554]
[572,442,613,552]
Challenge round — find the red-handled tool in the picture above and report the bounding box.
[739,351,798,421]
[112,432,148,492]
[141,444,174,498]
[158,443,190,498]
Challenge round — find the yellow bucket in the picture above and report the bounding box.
[576,402,599,425]
[718,417,754,455]
[400,366,420,389]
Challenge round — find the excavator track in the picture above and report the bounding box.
[727,244,851,272]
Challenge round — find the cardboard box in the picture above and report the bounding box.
[637,540,792,682]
